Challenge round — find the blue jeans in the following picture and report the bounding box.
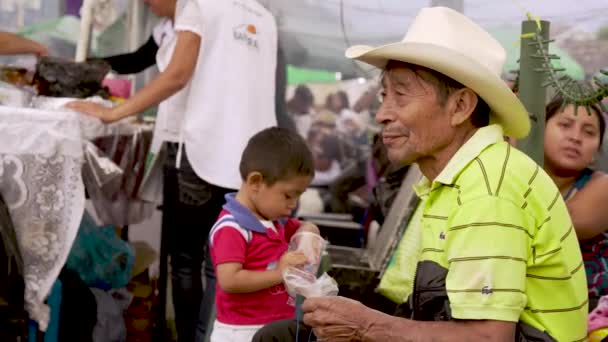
[163,143,231,342]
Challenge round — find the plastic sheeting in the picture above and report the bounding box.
[267,0,594,79]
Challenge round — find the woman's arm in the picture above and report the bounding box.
[99,35,159,74]
[65,30,200,122]
[0,32,47,56]
[567,172,608,240]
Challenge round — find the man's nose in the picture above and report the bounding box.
[375,103,393,125]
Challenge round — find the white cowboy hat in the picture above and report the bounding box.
[345,7,530,138]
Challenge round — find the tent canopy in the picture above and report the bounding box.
[11,0,590,82]
[268,0,587,80]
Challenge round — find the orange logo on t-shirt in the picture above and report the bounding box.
[233,24,259,49]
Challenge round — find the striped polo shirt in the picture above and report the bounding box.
[413,124,588,341]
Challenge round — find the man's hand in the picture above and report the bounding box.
[278,251,307,273]
[302,296,376,342]
[303,297,518,342]
[65,101,119,123]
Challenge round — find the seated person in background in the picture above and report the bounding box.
[307,111,344,187]
[209,127,321,342]
[0,31,47,56]
[543,96,608,307]
[367,133,409,225]
[287,85,316,138]
[324,92,346,116]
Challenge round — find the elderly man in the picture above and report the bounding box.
[253,7,587,342]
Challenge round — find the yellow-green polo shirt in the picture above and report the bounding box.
[413,125,588,341]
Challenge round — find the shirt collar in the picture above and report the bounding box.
[223,193,268,234]
[413,125,504,196]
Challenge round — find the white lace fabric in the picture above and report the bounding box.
[0,106,85,330]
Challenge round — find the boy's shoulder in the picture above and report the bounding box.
[209,210,253,246]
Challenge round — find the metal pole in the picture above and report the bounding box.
[75,0,94,62]
[516,20,550,166]
[430,0,464,12]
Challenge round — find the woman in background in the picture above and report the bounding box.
[543,96,608,308]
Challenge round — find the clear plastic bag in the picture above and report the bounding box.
[288,231,326,274]
[283,231,338,300]
[283,268,338,299]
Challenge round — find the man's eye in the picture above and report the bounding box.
[377,92,386,103]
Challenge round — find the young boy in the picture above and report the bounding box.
[209,127,321,342]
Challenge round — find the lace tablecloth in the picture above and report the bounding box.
[0,102,152,330]
[0,106,85,330]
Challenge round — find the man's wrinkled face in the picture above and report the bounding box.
[375,63,454,165]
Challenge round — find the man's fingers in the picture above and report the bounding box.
[302,297,334,313]
[303,311,328,327]
[302,297,322,313]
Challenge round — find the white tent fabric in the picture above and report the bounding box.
[265,0,606,78]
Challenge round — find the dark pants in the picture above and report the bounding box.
[251,319,316,342]
[163,143,232,342]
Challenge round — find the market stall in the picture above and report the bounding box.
[0,55,153,338]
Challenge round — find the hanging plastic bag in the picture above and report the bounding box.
[65,210,134,289]
[88,129,155,226]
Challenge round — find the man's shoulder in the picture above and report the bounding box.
[456,142,556,202]
[455,142,552,192]
[454,142,570,233]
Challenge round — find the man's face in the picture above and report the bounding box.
[375,64,454,165]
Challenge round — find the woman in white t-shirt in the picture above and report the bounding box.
[67,1,212,341]
[67,1,281,342]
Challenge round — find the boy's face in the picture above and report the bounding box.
[253,175,312,220]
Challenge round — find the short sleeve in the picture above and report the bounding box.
[152,19,171,45]
[174,0,203,36]
[444,196,534,322]
[210,226,248,266]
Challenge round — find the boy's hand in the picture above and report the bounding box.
[278,251,307,273]
[293,223,324,265]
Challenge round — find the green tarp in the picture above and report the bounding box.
[287,65,337,85]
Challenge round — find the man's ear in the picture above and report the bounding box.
[449,88,478,127]
[245,172,264,192]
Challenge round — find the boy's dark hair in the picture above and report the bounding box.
[239,127,315,185]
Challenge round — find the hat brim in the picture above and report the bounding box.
[346,42,530,139]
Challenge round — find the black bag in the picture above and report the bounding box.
[34,56,111,99]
